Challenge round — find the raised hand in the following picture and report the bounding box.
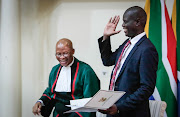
[103,16,121,41]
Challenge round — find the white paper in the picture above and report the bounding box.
[64,90,125,113]
[70,98,92,110]
[64,107,97,113]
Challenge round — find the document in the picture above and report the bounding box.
[64,90,125,113]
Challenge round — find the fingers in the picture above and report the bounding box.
[32,102,42,115]
[109,111,116,115]
[32,105,38,115]
[108,15,120,25]
[37,106,41,115]
[108,17,112,23]
[104,15,120,37]
[109,16,120,24]
[99,105,118,115]
[111,16,117,24]
[115,30,121,34]
[114,16,120,25]
[98,109,109,114]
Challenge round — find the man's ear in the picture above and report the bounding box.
[72,49,75,54]
[135,18,140,26]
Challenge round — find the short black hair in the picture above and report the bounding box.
[125,6,147,28]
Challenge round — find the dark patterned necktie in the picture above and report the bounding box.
[110,40,131,90]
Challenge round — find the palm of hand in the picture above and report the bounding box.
[104,23,118,36]
[103,16,121,37]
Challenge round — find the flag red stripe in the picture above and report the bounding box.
[165,3,177,83]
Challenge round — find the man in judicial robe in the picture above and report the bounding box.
[32,38,100,117]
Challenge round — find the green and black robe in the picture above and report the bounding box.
[39,57,100,117]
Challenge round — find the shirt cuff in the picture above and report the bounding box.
[37,100,45,106]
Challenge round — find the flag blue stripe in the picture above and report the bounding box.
[149,95,155,100]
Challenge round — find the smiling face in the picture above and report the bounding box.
[122,6,147,38]
[122,11,138,38]
[55,39,74,67]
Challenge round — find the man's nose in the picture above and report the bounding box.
[59,55,65,59]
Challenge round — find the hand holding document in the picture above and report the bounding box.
[64,90,125,113]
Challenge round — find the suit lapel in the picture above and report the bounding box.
[117,35,147,79]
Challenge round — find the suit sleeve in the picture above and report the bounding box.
[98,36,119,66]
[116,46,158,111]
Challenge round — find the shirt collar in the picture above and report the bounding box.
[129,32,146,45]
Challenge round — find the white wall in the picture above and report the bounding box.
[0,0,174,116]
[20,0,147,116]
[21,1,146,116]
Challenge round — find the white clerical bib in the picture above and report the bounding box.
[55,66,71,92]
[55,57,74,92]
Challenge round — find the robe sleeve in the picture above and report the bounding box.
[39,67,55,106]
[80,66,100,117]
[83,67,100,98]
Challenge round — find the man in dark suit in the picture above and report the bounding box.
[98,6,158,117]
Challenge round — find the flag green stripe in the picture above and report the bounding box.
[156,66,177,117]
[149,0,162,60]
[177,0,180,72]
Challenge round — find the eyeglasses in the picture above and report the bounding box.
[55,52,70,57]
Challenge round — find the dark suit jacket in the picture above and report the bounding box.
[98,35,158,117]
